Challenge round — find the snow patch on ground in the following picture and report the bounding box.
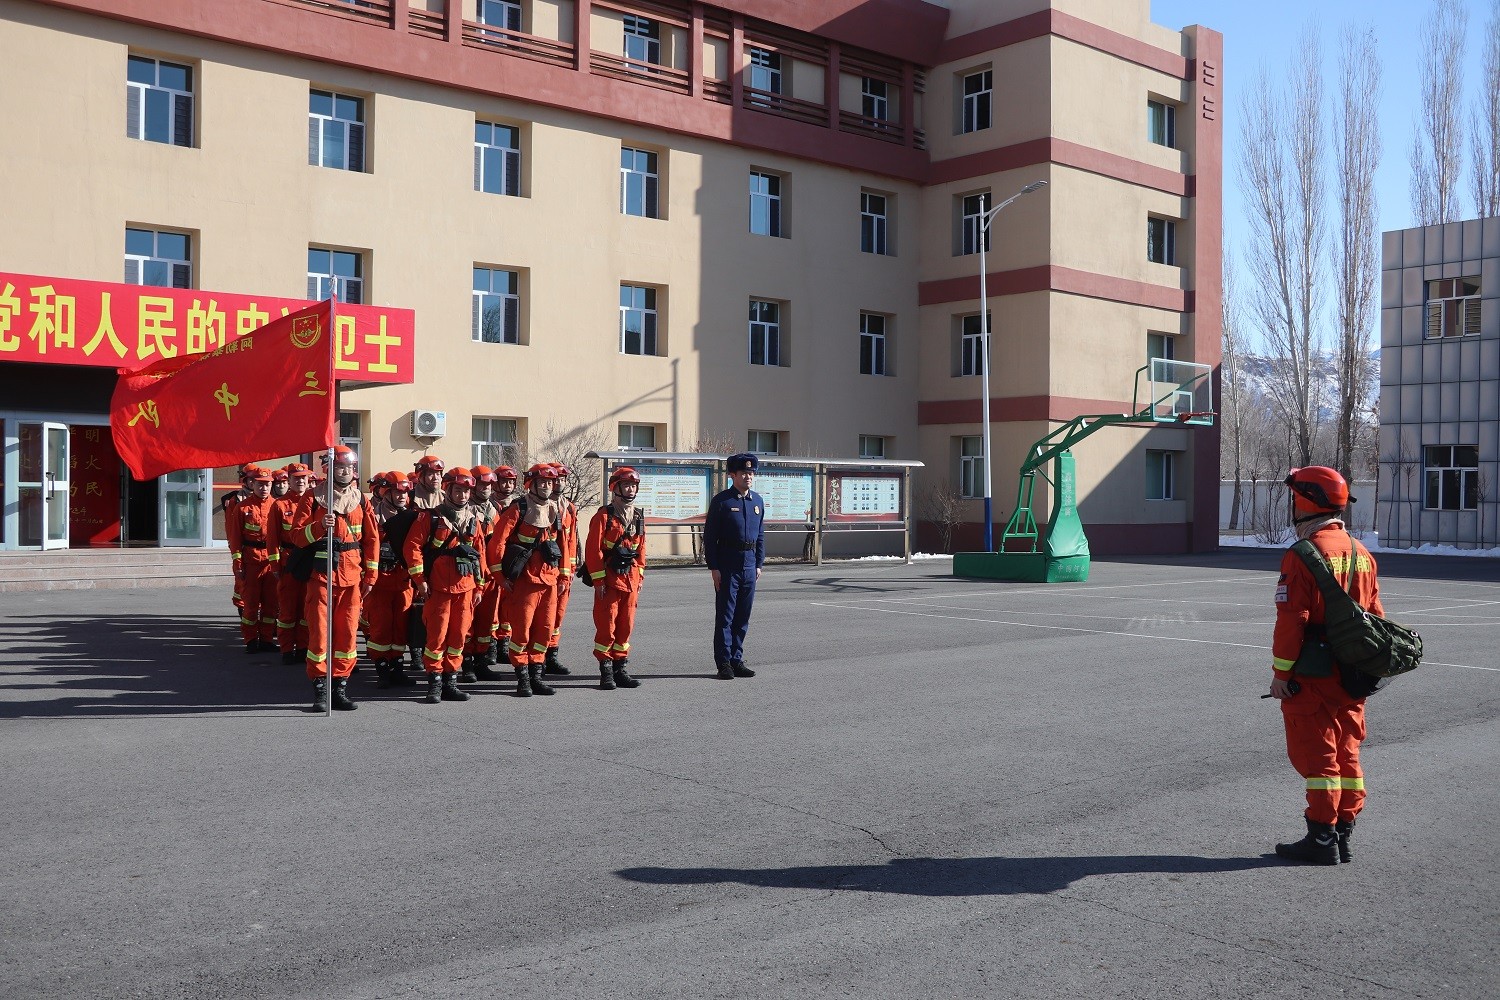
[842,553,952,562]
[1221,534,1500,558]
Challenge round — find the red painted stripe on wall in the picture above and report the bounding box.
[938,9,1188,80]
[918,266,1189,312]
[917,395,1135,426]
[928,138,1191,197]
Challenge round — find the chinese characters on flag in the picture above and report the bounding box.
[111,301,338,480]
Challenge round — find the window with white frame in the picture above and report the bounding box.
[1147,98,1177,148]
[473,267,520,344]
[620,147,660,218]
[618,423,658,451]
[477,0,522,34]
[474,121,521,196]
[860,191,890,255]
[960,69,992,133]
[1425,277,1481,338]
[307,247,364,304]
[338,411,364,454]
[1424,445,1479,510]
[860,312,888,376]
[126,55,193,147]
[749,171,784,237]
[748,429,780,455]
[959,436,984,498]
[1147,216,1177,265]
[473,417,521,468]
[960,192,991,255]
[1147,332,1176,363]
[861,77,890,122]
[748,47,782,95]
[748,299,782,366]
[957,313,988,377]
[1146,450,1176,500]
[309,89,365,171]
[619,284,659,356]
[125,228,192,288]
[623,14,661,67]
[858,435,887,459]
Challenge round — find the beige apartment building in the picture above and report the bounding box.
[0,0,1221,554]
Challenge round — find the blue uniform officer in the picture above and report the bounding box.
[703,453,765,679]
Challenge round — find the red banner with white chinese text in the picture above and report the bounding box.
[0,270,413,383]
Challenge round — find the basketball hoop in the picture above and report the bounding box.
[1175,411,1215,424]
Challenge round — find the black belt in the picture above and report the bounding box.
[241,540,267,550]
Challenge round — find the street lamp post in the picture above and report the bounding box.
[976,179,1048,552]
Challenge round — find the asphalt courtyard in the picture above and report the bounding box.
[1,549,1497,1000]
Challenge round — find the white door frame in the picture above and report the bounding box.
[159,468,214,547]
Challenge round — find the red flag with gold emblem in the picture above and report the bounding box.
[110,300,337,480]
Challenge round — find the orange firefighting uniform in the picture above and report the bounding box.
[1272,522,1384,827]
[268,491,310,654]
[465,498,505,659]
[367,506,417,667]
[225,494,278,644]
[406,504,485,674]
[584,503,647,662]
[549,498,580,654]
[488,499,562,669]
[293,488,379,680]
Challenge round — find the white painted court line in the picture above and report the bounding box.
[809,576,1257,607]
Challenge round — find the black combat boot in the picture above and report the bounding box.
[459,654,478,684]
[497,643,511,666]
[1275,817,1340,865]
[440,672,470,702]
[244,641,257,655]
[387,659,413,687]
[423,673,442,704]
[331,678,357,711]
[257,639,278,653]
[471,655,503,681]
[282,649,300,666]
[543,648,571,676]
[513,666,533,698]
[374,659,392,688]
[1335,819,1355,864]
[310,678,328,712]
[485,642,501,667]
[612,659,640,688]
[528,664,556,696]
[716,662,735,680]
[731,660,755,678]
[598,660,617,690]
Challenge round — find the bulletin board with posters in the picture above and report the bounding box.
[825,470,904,525]
[755,466,816,524]
[629,463,715,524]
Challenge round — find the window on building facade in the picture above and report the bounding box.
[862,77,890,122]
[124,228,192,288]
[748,47,782,95]
[749,171,784,237]
[957,313,989,377]
[748,299,782,366]
[309,89,365,171]
[1147,332,1176,363]
[473,267,520,344]
[473,417,521,468]
[860,312,889,376]
[307,248,364,304]
[477,0,522,34]
[126,55,193,147]
[621,147,660,218]
[618,423,658,451]
[1147,98,1177,148]
[959,435,984,498]
[748,429,781,455]
[338,411,364,454]
[858,435,887,459]
[1146,450,1176,500]
[1424,445,1479,511]
[1147,216,1177,265]
[960,192,991,255]
[619,284,659,356]
[623,15,661,68]
[474,121,521,196]
[860,191,890,255]
[961,69,992,133]
[1425,277,1481,338]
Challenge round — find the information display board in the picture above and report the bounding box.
[756,467,816,523]
[629,463,713,523]
[826,472,903,523]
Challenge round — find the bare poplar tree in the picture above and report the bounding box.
[1241,29,1326,467]
[1412,0,1469,225]
[1333,27,1382,486]
[1220,244,1248,530]
[1472,0,1500,217]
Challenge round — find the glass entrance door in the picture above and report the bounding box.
[160,468,211,546]
[18,421,69,549]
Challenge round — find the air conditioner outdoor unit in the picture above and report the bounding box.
[411,409,446,438]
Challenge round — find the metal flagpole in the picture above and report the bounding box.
[322,294,337,717]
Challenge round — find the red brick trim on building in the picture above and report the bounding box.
[938,9,1189,79]
[917,266,1189,313]
[928,138,1192,196]
[917,395,1135,426]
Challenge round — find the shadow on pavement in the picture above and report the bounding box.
[616,853,1283,896]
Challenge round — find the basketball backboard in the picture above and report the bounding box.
[1134,359,1214,425]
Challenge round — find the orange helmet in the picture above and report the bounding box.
[473,465,498,483]
[443,467,476,489]
[415,455,444,474]
[550,462,571,478]
[324,445,357,467]
[1285,466,1350,516]
[386,471,413,493]
[524,463,560,485]
[494,465,518,481]
[609,466,641,491]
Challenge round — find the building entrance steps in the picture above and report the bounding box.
[0,548,231,593]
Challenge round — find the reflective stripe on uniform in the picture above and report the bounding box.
[1339,776,1365,790]
[1273,657,1296,672]
[1305,776,1341,791]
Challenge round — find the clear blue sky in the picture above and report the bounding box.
[1150,0,1492,260]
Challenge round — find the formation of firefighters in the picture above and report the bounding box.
[222,450,652,711]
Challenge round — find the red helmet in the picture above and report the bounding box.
[472,465,498,483]
[324,445,357,467]
[415,455,445,474]
[494,465,518,481]
[550,462,571,478]
[609,466,641,491]
[1285,467,1350,515]
[387,471,414,493]
[443,467,476,489]
[524,463,560,485]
